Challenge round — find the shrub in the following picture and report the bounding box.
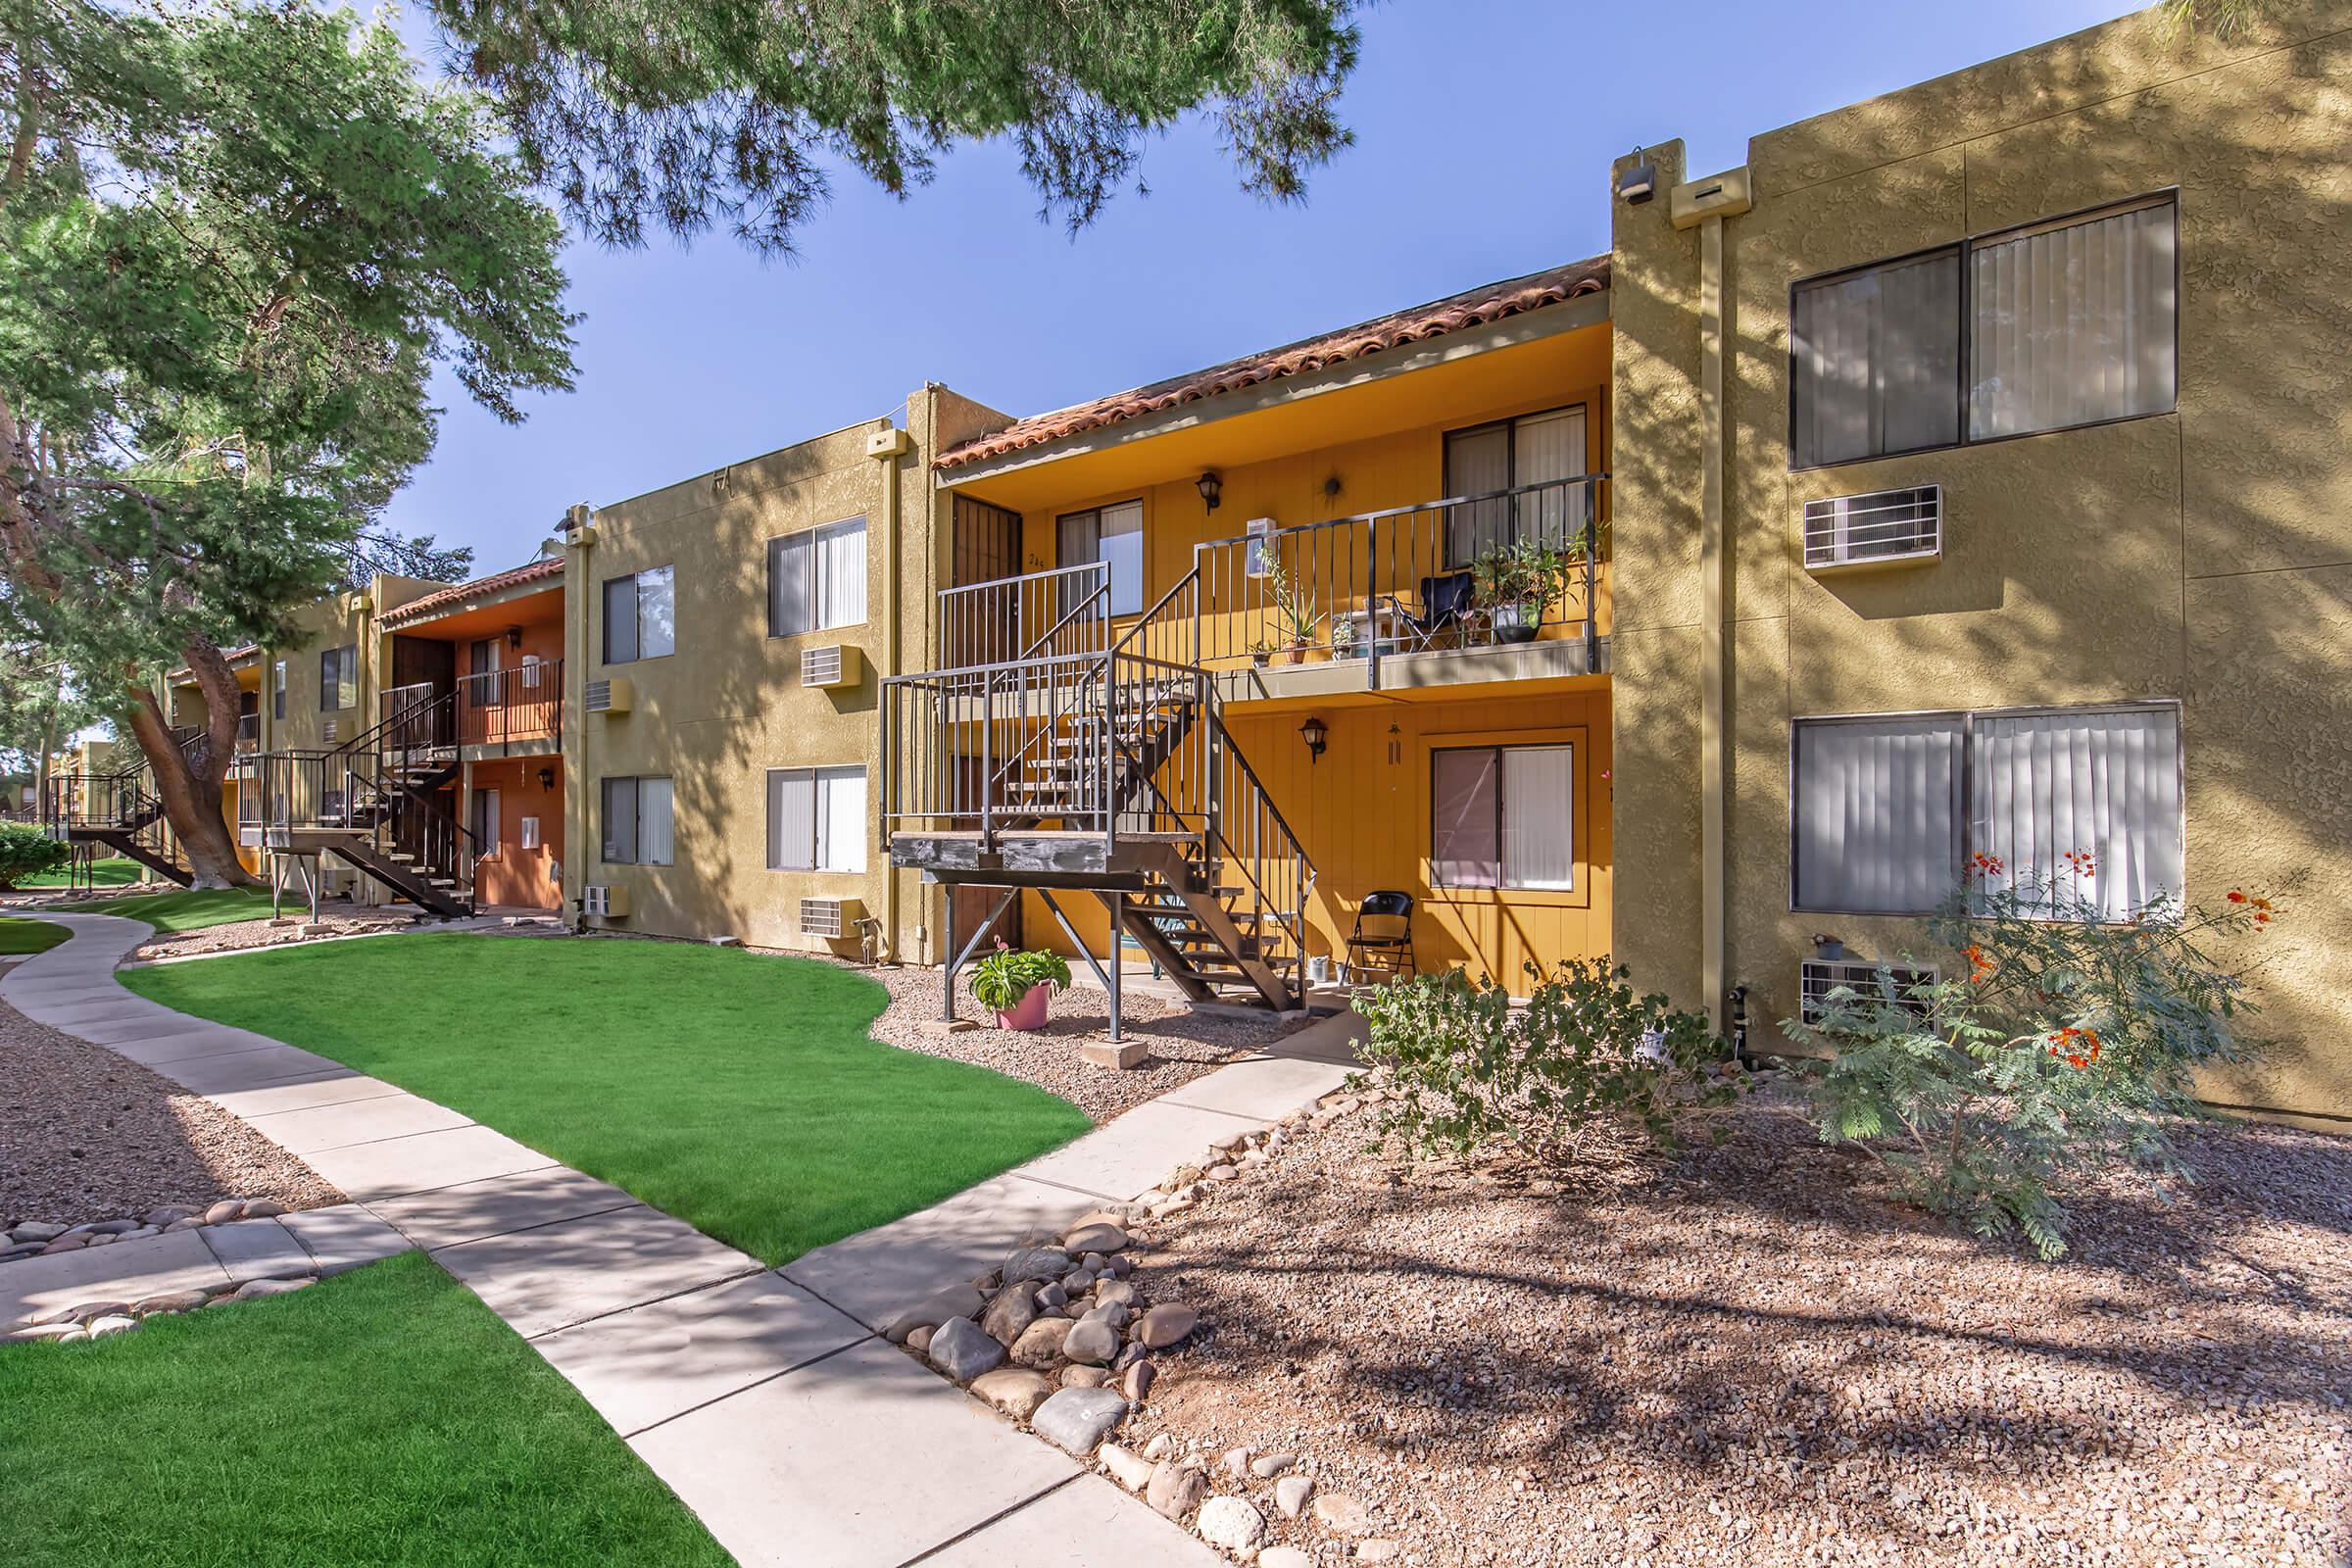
[969,945,1072,1011]
[1351,958,1740,1168]
[1784,860,2274,1259]
[0,822,69,890]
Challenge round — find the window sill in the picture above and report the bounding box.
[1427,884,1586,910]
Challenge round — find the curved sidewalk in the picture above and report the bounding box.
[4,914,1352,1566]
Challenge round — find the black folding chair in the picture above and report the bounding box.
[1345,890,1418,982]
[1373,571,1476,653]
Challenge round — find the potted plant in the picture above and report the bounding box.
[1471,539,1566,645]
[971,943,1072,1031]
[1248,639,1274,669]
[1262,559,1320,662]
[1330,611,1359,660]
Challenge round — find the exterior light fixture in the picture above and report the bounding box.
[1617,148,1656,206]
[1298,714,1327,763]
[507,626,525,649]
[537,766,555,791]
[1197,471,1223,514]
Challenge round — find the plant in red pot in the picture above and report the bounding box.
[971,944,1073,1031]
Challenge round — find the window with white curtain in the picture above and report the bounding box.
[601,775,673,865]
[603,567,675,662]
[769,517,869,636]
[767,765,866,872]
[1792,704,2181,918]
[1789,194,2177,468]
[1431,744,1574,890]
[1057,501,1145,615]
[1444,406,1590,565]
[318,645,358,711]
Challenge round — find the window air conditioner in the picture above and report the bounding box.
[800,896,860,939]
[584,676,633,714]
[801,644,864,690]
[1802,485,1941,571]
[1798,957,1938,1025]
[583,883,630,918]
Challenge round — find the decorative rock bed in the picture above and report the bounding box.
[2,1197,287,1266]
[6,1272,316,1344]
[887,1081,1392,1564]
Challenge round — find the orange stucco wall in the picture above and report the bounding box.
[467,757,564,909]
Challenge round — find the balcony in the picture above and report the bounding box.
[458,660,563,751]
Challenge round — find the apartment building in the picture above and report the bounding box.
[562,386,1015,957]
[1607,3,2352,1129]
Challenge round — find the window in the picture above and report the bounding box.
[602,566,675,663]
[1057,500,1144,616]
[519,654,543,691]
[318,645,357,711]
[600,775,674,865]
[1792,704,2182,919]
[769,517,868,636]
[766,765,867,872]
[1431,744,1574,891]
[1444,406,1589,566]
[271,660,286,721]
[518,814,542,851]
[470,787,501,853]
[1790,195,2177,468]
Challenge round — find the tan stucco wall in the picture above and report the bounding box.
[562,385,1014,957]
[1610,5,2352,1126]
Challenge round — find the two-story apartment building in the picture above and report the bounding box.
[1607,3,2352,1130]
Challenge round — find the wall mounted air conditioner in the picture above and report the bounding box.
[582,883,630,918]
[801,644,864,690]
[800,896,860,940]
[320,719,339,746]
[584,676,633,714]
[1802,485,1941,571]
[1799,957,1938,1024]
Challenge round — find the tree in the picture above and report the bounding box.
[0,0,576,886]
[0,641,89,809]
[2154,0,2275,38]
[424,0,1361,256]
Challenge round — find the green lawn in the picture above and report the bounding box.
[19,856,144,889]
[125,935,1094,1264]
[0,916,69,955]
[56,886,277,932]
[0,1253,730,1568]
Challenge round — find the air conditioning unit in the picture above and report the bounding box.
[1799,958,1939,1024]
[582,883,630,918]
[801,644,864,690]
[800,896,860,940]
[320,719,339,746]
[1803,485,1941,571]
[584,676,633,714]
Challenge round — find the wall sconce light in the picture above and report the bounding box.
[1617,147,1656,206]
[1298,714,1327,763]
[537,766,555,792]
[1197,471,1223,514]
[506,626,524,649]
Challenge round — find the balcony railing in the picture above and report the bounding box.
[936,564,1110,670]
[458,659,563,748]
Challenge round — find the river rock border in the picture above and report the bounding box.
[886,1081,1403,1564]
[2,1197,290,1266]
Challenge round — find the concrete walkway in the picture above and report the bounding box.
[2,913,1357,1567]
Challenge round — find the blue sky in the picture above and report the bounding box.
[391,0,2137,572]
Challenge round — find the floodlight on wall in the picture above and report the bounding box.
[1197,471,1223,514]
[1617,149,1656,206]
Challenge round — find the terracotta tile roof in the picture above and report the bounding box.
[167,644,260,682]
[378,556,564,628]
[936,255,1609,470]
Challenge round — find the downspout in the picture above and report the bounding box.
[1669,167,1752,1037]
[866,420,914,964]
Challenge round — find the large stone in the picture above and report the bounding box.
[4,1322,88,1344]
[925,1316,1006,1384]
[1007,1317,1070,1369]
[131,1290,213,1316]
[978,1285,1038,1347]
[32,1299,128,1327]
[1250,1450,1296,1479]
[1312,1493,1371,1535]
[1099,1442,1154,1492]
[38,1235,89,1255]
[1061,1317,1119,1365]
[1146,1460,1209,1522]
[1121,1359,1156,1401]
[85,1314,139,1339]
[85,1218,140,1237]
[882,1283,984,1343]
[1274,1475,1315,1519]
[203,1200,245,1226]
[1196,1496,1266,1556]
[8,1222,67,1244]
[1029,1387,1127,1456]
[142,1206,200,1229]
[1079,1038,1150,1071]
[1094,1277,1139,1309]
[968,1367,1054,1421]
[1001,1246,1072,1285]
[1059,1364,1108,1390]
[1136,1302,1198,1349]
[1062,1221,1129,1255]
[227,1277,312,1302]
[241,1200,286,1219]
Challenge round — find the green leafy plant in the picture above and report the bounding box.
[1468,539,1568,620]
[1351,959,1741,1168]
[970,945,1073,1012]
[1260,558,1319,648]
[0,822,71,890]
[1784,858,2275,1259]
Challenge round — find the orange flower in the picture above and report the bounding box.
[2228,890,2248,904]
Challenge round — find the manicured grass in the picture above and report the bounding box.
[56,886,276,932]
[0,1252,730,1568]
[19,855,143,889]
[0,916,69,955]
[125,935,1094,1264]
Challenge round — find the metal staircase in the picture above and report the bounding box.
[40,760,194,887]
[884,564,1318,1022]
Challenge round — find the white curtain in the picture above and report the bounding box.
[1431,748,1498,888]
[770,535,811,636]
[1791,250,1962,467]
[638,567,676,658]
[816,519,867,630]
[1970,199,2176,440]
[1970,709,2181,918]
[1513,408,1589,550]
[1444,423,1510,567]
[1500,746,1574,890]
[1098,501,1145,615]
[1793,717,1964,913]
[637,776,675,865]
[768,769,814,869]
[818,766,867,872]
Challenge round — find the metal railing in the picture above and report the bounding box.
[457,659,563,747]
[256,686,478,909]
[1190,473,1608,681]
[935,562,1110,670]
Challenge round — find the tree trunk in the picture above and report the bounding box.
[122,639,260,889]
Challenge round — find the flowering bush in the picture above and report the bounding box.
[1785,857,2275,1258]
[1352,958,1740,1168]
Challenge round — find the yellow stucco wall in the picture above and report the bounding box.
[1609,4,2352,1126]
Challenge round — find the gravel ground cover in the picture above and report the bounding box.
[129,902,414,961]
[1123,1088,2352,1567]
[0,999,341,1232]
[851,958,1303,1122]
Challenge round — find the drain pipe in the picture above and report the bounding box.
[867,420,914,964]
[1669,167,1751,1036]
